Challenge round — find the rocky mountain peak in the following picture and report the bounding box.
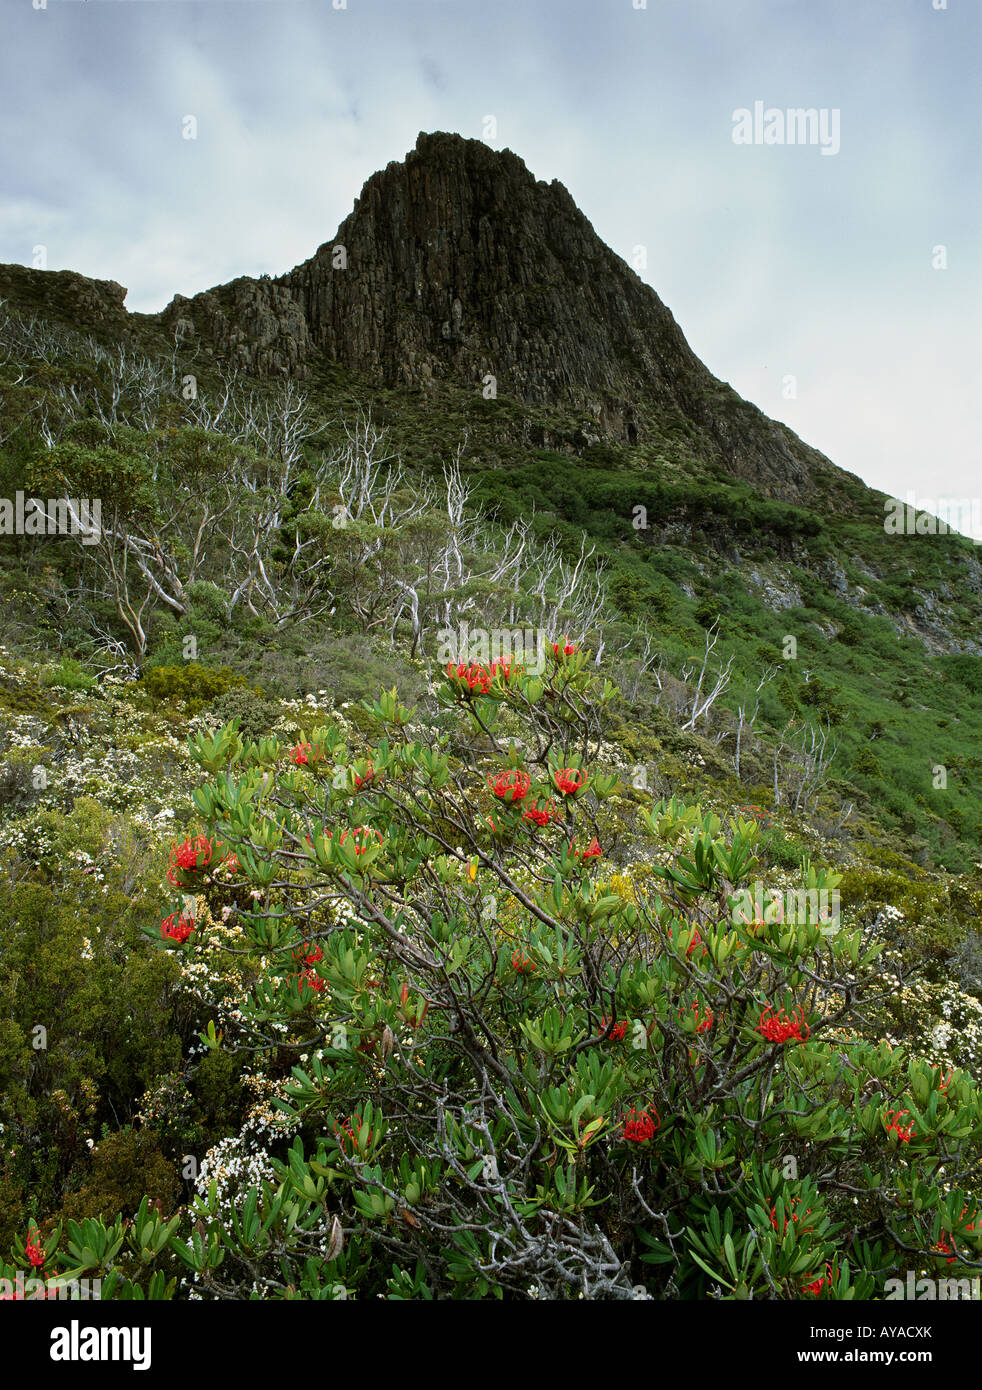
[154,131,837,500]
[0,133,848,502]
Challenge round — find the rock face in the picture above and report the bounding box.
[284,134,688,419]
[0,264,130,333]
[158,133,838,501]
[1,132,848,502]
[159,278,312,378]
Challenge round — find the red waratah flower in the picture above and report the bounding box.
[293,942,323,966]
[522,799,555,827]
[166,834,213,885]
[802,1261,835,1297]
[487,769,531,804]
[621,1106,660,1143]
[682,1002,713,1034]
[935,1207,979,1263]
[756,1004,810,1044]
[572,837,603,861]
[25,1229,44,1269]
[160,909,195,944]
[936,1068,952,1096]
[551,638,578,657]
[511,950,536,974]
[353,763,375,789]
[884,1108,916,1143]
[598,1016,628,1042]
[339,826,383,855]
[668,926,707,959]
[223,851,239,874]
[336,1116,371,1154]
[291,743,325,767]
[446,662,494,695]
[298,968,325,995]
[553,767,587,797]
[768,1198,813,1237]
[933,1233,956,1264]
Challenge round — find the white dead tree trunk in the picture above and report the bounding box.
[681,620,735,733]
[734,665,777,779]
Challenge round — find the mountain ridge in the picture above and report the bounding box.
[2,131,859,506]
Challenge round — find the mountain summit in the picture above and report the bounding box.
[0,132,849,503]
[152,132,841,503]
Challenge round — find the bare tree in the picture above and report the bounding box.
[734,665,777,779]
[772,718,837,814]
[680,620,735,733]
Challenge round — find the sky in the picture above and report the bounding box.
[1,0,979,531]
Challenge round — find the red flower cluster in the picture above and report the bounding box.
[572,837,603,862]
[25,1228,44,1269]
[598,1016,628,1042]
[802,1261,836,1297]
[668,926,707,959]
[352,763,375,790]
[682,1002,713,1034]
[553,767,587,797]
[160,909,195,944]
[487,769,531,804]
[491,657,523,683]
[291,743,325,767]
[511,950,536,974]
[293,941,323,966]
[935,1207,979,1264]
[739,804,773,830]
[756,1004,810,1044]
[447,662,494,694]
[340,826,383,855]
[166,834,213,886]
[298,968,325,995]
[336,1115,371,1154]
[551,638,578,658]
[522,799,555,827]
[621,1106,660,1143]
[768,1197,813,1237]
[446,658,523,695]
[884,1108,916,1143]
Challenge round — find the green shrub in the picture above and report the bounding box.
[51,1129,181,1229]
[141,663,245,711]
[39,657,96,691]
[852,748,882,778]
[208,686,281,744]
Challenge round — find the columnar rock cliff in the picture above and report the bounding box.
[2,132,850,502]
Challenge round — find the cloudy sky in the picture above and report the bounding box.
[1,0,979,528]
